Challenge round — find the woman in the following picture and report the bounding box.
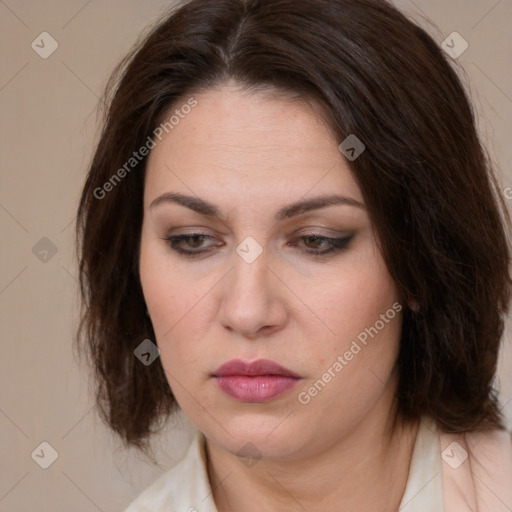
[75,0,512,510]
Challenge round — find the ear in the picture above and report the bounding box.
[407,295,420,313]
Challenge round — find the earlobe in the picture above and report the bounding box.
[407,296,420,313]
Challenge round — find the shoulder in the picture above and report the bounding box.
[123,430,216,512]
[439,424,512,512]
[123,466,180,512]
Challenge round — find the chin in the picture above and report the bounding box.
[209,419,304,460]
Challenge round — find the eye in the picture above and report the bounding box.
[162,233,219,258]
[290,233,354,255]
[161,232,354,259]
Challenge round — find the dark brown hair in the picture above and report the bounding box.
[76,0,512,452]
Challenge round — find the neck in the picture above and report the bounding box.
[205,396,420,512]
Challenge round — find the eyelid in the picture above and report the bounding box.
[163,227,351,243]
[161,230,355,259]
[291,227,353,238]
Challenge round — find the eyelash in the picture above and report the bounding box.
[162,233,353,258]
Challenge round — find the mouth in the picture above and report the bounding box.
[212,358,300,378]
[212,359,301,403]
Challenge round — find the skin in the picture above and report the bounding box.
[139,81,419,512]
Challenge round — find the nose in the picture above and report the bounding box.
[218,246,288,339]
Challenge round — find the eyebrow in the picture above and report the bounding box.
[150,192,365,221]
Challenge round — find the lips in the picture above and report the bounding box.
[212,359,301,403]
[212,358,300,378]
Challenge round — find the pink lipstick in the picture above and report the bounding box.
[212,359,301,403]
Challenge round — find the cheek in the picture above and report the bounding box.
[297,283,402,434]
[140,233,196,332]
[309,248,401,352]
[139,235,214,379]
[298,250,402,405]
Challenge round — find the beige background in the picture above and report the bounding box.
[1,1,511,510]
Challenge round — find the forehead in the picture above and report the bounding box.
[144,85,363,208]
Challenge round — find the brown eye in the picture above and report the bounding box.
[162,232,354,259]
[292,234,354,256]
[162,233,219,258]
[303,235,327,249]
[185,235,207,248]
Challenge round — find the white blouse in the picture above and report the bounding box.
[124,416,444,511]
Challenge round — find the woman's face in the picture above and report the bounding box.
[139,83,404,460]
